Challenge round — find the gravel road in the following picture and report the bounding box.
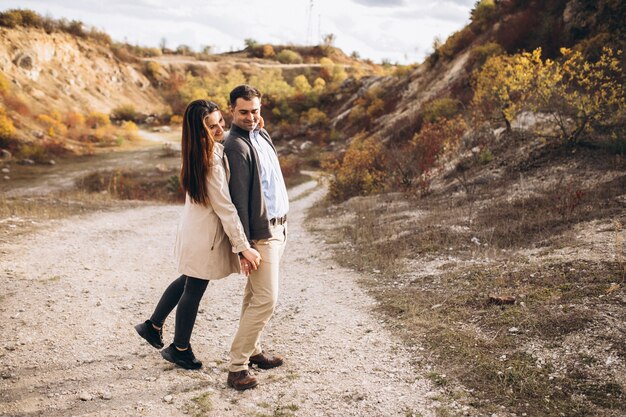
[0,179,439,416]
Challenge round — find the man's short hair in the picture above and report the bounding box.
[229,85,262,107]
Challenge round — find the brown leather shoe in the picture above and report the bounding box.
[227,370,258,391]
[249,351,284,369]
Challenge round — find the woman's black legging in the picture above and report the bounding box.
[149,275,209,349]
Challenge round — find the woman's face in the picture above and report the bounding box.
[205,110,226,140]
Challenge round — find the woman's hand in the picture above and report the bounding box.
[240,258,252,277]
[241,248,261,270]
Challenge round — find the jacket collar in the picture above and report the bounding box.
[229,123,253,139]
[228,123,275,152]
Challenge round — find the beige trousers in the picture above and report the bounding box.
[229,223,287,372]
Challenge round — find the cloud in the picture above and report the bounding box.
[351,0,405,7]
[2,0,474,64]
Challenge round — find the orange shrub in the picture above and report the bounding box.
[388,116,467,193]
[64,111,85,128]
[279,154,302,178]
[170,115,183,125]
[324,133,386,202]
[3,94,30,116]
[262,44,276,58]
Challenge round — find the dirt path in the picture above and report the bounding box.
[0,179,440,417]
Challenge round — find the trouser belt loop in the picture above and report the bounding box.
[269,215,287,226]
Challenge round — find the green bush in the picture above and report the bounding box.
[0,9,42,28]
[470,0,497,32]
[467,42,505,68]
[111,104,138,122]
[276,49,303,64]
[423,98,463,123]
[438,26,476,61]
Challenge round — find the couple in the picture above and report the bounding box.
[134,84,289,391]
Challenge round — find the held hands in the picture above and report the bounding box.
[240,248,261,277]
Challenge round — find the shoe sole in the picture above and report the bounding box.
[134,323,164,349]
[161,349,202,370]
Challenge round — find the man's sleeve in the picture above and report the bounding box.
[224,145,252,242]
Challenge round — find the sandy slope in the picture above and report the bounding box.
[0,179,441,417]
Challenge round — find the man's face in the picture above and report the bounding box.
[230,97,261,131]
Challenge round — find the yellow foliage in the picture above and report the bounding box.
[248,68,294,102]
[121,121,139,140]
[86,112,111,128]
[302,108,328,126]
[36,113,67,137]
[332,65,348,85]
[473,47,625,142]
[0,107,16,139]
[0,72,10,95]
[49,110,62,122]
[293,75,312,94]
[312,77,326,94]
[170,115,183,125]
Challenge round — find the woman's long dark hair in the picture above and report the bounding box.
[180,99,220,206]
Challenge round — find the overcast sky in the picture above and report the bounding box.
[2,0,476,64]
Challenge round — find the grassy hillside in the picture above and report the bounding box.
[308,1,625,415]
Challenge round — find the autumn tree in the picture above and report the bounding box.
[473,47,624,143]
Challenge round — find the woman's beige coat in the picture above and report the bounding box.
[175,143,250,280]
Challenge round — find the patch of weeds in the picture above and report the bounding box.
[44,275,61,283]
[427,372,448,387]
[435,407,455,417]
[255,403,299,417]
[186,392,213,417]
[285,371,299,380]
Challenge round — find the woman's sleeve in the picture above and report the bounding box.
[207,160,251,254]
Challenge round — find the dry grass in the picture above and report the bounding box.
[0,192,148,242]
[75,168,184,202]
[308,141,626,416]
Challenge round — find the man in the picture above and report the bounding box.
[223,85,289,391]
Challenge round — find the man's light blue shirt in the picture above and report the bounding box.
[249,129,289,219]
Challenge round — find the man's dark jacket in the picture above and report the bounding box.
[223,123,275,243]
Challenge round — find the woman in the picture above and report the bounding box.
[134,99,261,370]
